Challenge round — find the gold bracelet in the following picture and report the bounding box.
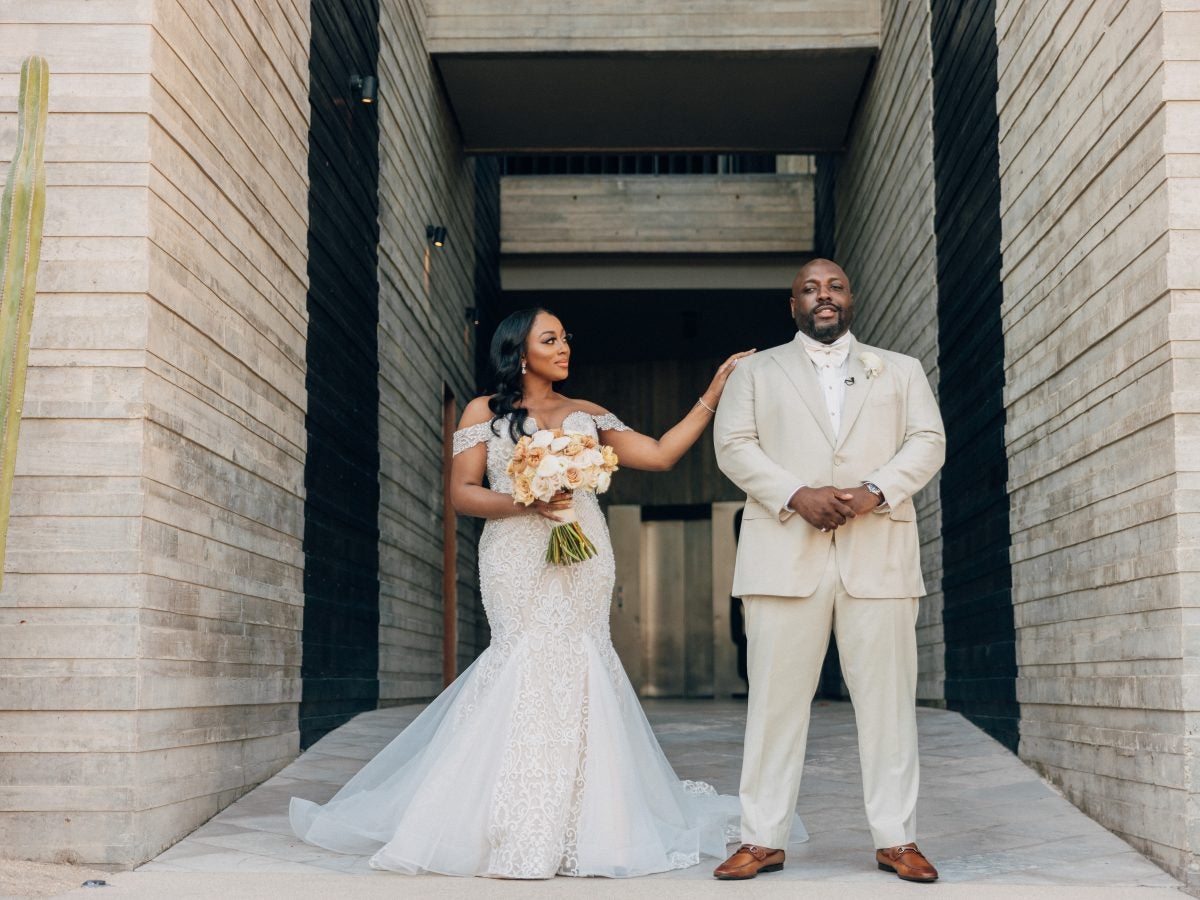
[696,396,717,414]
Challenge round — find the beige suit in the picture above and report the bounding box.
[714,335,945,850]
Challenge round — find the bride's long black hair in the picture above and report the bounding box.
[488,307,556,442]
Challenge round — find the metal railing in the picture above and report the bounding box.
[500,153,777,176]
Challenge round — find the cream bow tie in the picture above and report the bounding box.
[805,342,849,368]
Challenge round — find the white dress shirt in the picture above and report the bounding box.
[784,330,886,515]
[795,329,851,435]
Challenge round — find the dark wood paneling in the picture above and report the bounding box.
[930,0,1018,751]
[569,356,741,507]
[456,156,502,670]
[498,288,794,507]
[814,153,838,259]
[301,0,382,748]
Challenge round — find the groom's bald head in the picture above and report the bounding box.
[790,259,854,343]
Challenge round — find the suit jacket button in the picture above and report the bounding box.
[833,455,844,465]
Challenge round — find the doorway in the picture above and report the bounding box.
[608,502,747,698]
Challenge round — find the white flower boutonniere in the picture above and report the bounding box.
[859,351,884,379]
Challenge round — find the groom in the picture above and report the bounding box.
[712,259,945,883]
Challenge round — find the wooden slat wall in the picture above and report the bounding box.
[300,0,381,747]
[501,174,815,255]
[141,0,309,853]
[425,0,880,53]
[376,0,492,705]
[0,3,156,866]
[821,0,944,703]
[0,0,310,865]
[928,0,1017,751]
[995,0,1184,878]
[464,159,500,673]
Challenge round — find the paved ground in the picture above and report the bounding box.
[35,700,1187,899]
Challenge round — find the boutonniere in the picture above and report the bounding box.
[859,351,884,379]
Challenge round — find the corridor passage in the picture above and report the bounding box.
[83,700,1180,899]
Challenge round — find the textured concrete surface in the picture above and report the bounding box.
[42,699,1184,898]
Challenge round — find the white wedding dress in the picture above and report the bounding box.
[291,410,805,878]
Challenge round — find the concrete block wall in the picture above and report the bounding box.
[425,0,880,53]
[995,0,1193,882]
[376,0,490,704]
[500,173,815,255]
[0,0,308,865]
[1165,3,1200,879]
[822,0,944,703]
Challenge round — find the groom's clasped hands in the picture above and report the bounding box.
[787,484,882,532]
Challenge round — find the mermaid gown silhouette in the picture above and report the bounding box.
[291,411,806,878]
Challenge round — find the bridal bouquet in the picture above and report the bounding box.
[507,428,619,565]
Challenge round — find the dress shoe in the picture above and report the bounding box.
[713,843,785,880]
[876,843,938,882]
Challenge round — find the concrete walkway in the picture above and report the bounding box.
[60,700,1183,899]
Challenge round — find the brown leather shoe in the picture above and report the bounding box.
[713,843,785,880]
[876,843,938,882]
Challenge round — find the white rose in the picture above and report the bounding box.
[859,351,884,379]
[550,434,571,452]
[536,455,566,477]
[595,471,612,493]
[530,475,553,500]
[529,429,554,449]
[582,449,604,468]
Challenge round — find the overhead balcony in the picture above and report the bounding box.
[500,170,814,291]
[426,1,881,153]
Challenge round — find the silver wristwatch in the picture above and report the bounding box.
[862,482,884,504]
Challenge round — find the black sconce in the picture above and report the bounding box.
[349,74,378,104]
[426,225,447,248]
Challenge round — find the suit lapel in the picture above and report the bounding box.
[836,339,877,448]
[773,340,837,447]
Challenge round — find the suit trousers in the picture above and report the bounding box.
[739,547,920,850]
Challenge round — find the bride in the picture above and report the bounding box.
[291,308,801,878]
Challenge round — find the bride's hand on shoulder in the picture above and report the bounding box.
[700,349,756,411]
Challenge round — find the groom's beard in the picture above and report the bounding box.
[797,305,852,343]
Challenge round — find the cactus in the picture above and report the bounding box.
[0,56,50,586]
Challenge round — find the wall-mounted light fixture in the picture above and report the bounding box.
[349,74,378,104]
[426,225,447,248]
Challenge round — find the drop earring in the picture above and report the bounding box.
[521,360,527,375]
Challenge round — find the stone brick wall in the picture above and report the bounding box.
[820,0,944,703]
[0,0,308,865]
[995,0,1191,881]
[376,0,490,704]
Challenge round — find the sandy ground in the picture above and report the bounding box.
[0,859,117,899]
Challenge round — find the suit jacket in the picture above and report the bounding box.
[714,336,945,599]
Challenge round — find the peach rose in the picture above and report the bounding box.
[512,474,534,504]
